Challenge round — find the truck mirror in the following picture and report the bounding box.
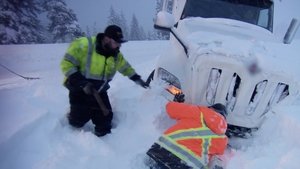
[154,11,188,55]
[154,11,176,31]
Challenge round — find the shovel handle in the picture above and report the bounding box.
[92,89,110,116]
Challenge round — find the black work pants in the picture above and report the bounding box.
[67,89,113,133]
[146,143,192,169]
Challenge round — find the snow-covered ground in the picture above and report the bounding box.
[0,40,300,169]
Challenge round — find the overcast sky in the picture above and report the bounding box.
[64,0,156,33]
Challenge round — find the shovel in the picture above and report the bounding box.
[92,88,110,116]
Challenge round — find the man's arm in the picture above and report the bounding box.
[60,38,88,89]
[116,53,149,88]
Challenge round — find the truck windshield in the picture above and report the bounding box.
[181,0,273,31]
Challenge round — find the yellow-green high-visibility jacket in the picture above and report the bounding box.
[61,36,136,83]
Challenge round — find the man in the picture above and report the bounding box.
[146,102,228,169]
[61,25,149,137]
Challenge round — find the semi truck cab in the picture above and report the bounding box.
[151,0,300,137]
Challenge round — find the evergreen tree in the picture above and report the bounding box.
[129,14,142,40]
[85,26,91,37]
[0,0,45,44]
[107,7,129,40]
[92,22,98,36]
[139,26,146,40]
[107,6,121,26]
[43,0,84,43]
[147,31,154,40]
[119,11,129,39]
[147,29,159,40]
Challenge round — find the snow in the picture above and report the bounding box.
[155,11,176,28]
[1,39,300,169]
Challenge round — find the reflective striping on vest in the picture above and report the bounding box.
[117,59,136,77]
[64,53,80,66]
[200,111,205,125]
[161,110,227,168]
[202,138,210,164]
[127,71,136,78]
[85,36,94,79]
[167,129,224,166]
[84,37,116,81]
[118,62,131,73]
[169,129,216,139]
[169,130,225,162]
[86,74,103,80]
[65,67,78,77]
[86,73,113,81]
[158,136,205,169]
[64,36,135,81]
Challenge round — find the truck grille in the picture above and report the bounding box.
[192,55,290,128]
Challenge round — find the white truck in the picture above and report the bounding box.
[149,0,300,137]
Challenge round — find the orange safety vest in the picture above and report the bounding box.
[157,102,228,169]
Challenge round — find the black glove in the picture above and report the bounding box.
[135,78,149,88]
[65,71,87,91]
[174,93,185,103]
[82,82,95,95]
[130,74,149,89]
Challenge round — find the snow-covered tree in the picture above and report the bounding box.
[139,26,147,40]
[107,6,121,26]
[0,0,45,44]
[147,29,161,40]
[85,22,98,37]
[85,26,91,37]
[107,7,130,39]
[130,14,144,40]
[119,11,129,39]
[43,0,83,43]
[92,22,98,36]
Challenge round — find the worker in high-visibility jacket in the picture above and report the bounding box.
[147,102,228,169]
[61,25,149,137]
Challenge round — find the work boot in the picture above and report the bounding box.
[94,127,111,137]
[67,113,85,128]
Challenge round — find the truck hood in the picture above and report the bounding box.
[180,18,300,89]
[177,17,275,42]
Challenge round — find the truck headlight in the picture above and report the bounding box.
[157,67,181,89]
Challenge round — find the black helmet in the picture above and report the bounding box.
[209,103,227,118]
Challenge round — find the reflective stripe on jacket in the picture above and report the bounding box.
[157,102,228,169]
[60,36,136,81]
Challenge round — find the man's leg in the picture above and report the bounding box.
[146,143,192,169]
[90,92,113,137]
[68,91,90,128]
[144,156,164,169]
[68,105,90,128]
